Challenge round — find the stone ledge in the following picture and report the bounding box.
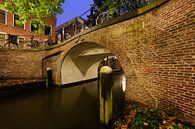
[0,79,46,97]
[0,79,45,87]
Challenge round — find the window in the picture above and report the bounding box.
[0,9,6,25]
[0,33,5,47]
[44,25,51,36]
[31,23,38,32]
[31,21,40,32]
[14,14,24,29]
[10,35,18,44]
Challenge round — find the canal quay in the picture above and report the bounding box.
[0,0,195,128]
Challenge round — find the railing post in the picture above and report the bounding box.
[99,66,113,129]
[62,28,65,42]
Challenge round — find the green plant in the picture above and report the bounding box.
[148,109,163,128]
[167,123,183,129]
[129,110,147,128]
[111,101,195,129]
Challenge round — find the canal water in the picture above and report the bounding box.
[0,71,125,129]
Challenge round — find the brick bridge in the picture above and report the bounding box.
[0,0,194,124]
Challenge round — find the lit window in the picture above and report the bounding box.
[0,33,5,47]
[44,25,51,36]
[14,14,24,29]
[0,9,6,25]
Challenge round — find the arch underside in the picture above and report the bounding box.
[61,42,113,85]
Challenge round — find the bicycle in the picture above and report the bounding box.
[96,12,112,25]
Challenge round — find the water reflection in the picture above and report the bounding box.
[0,71,125,129]
[121,75,126,92]
[112,71,126,117]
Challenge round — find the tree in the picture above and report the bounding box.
[87,0,153,26]
[93,0,154,16]
[86,0,130,26]
[0,0,65,25]
[92,0,131,16]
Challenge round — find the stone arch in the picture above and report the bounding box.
[60,42,110,85]
[59,37,134,86]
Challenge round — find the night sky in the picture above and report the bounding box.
[56,0,93,27]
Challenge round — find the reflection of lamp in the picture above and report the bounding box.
[122,76,126,92]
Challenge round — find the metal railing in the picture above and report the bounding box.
[0,34,54,49]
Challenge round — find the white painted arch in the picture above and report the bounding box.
[61,42,113,85]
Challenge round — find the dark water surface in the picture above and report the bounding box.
[0,71,125,129]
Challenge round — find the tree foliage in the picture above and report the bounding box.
[87,0,154,26]
[93,0,132,16]
[0,0,65,25]
[101,0,130,15]
[93,0,155,16]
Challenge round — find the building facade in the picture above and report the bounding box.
[0,0,56,49]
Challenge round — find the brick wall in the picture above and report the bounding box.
[110,0,194,123]
[0,50,45,79]
[0,0,194,124]
[79,0,194,123]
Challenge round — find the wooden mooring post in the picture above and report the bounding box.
[46,68,52,88]
[99,66,113,129]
